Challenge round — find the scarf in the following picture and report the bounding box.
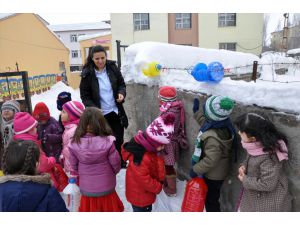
[241,140,288,161]
[62,118,80,127]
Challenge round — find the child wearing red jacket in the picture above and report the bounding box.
[121,113,175,212]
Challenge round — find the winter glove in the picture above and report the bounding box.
[189,168,198,179]
[193,98,200,113]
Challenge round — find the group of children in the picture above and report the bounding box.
[0,85,292,212]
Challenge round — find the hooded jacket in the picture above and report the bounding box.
[68,135,121,196]
[0,174,67,212]
[121,138,165,207]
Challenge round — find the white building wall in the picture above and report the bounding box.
[54,29,110,68]
[198,13,264,55]
[111,13,168,61]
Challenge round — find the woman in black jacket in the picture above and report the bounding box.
[79,45,128,168]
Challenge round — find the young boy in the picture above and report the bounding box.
[189,95,236,212]
[1,100,20,148]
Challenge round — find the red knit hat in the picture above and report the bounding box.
[159,86,177,102]
[13,112,38,135]
[32,102,50,122]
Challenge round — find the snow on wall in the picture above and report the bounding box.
[122,42,300,114]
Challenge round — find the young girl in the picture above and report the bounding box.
[158,86,188,197]
[13,112,56,174]
[33,102,63,162]
[122,113,175,212]
[0,140,68,212]
[235,112,291,212]
[60,101,85,174]
[68,107,124,212]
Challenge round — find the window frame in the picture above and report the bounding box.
[175,13,192,29]
[70,34,78,42]
[218,13,236,27]
[71,50,79,58]
[219,42,237,51]
[133,13,150,31]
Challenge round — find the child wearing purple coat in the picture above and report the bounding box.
[68,107,124,212]
[33,102,63,162]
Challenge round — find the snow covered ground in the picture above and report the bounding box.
[122,42,300,115]
[31,81,187,212]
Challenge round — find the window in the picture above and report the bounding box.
[219,43,236,51]
[59,62,65,71]
[175,13,192,29]
[71,50,79,58]
[133,13,150,31]
[218,13,236,27]
[70,34,77,42]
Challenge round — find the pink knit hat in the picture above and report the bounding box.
[62,101,85,122]
[13,112,38,135]
[145,113,175,148]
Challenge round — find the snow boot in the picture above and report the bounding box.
[163,174,177,197]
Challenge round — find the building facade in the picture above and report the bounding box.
[271,25,300,52]
[111,13,264,61]
[48,22,111,71]
[0,13,70,99]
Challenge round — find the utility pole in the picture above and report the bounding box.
[282,13,289,55]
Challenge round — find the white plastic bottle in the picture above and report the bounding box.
[63,177,80,212]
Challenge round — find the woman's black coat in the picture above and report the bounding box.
[79,60,128,128]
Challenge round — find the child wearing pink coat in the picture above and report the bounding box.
[60,101,85,174]
[13,112,56,173]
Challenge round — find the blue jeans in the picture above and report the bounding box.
[132,204,152,212]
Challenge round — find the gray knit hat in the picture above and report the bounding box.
[204,95,234,121]
[1,100,20,113]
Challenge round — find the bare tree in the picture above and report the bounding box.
[263,14,270,47]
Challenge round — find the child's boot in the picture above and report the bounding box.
[163,174,177,197]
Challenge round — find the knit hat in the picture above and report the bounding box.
[1,100,20,113]
[13,112,38,135]
[32,102,50,122]
[62,101,85,122]
[57,91,72,111]
[159,86,177,102]
[145,113,175,148]
[204,95,234,121]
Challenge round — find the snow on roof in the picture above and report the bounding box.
[0,13,17,21]
[48,22,111,32]
[122,42,300,114]
[78,31,111,42]
[287,48,300,55]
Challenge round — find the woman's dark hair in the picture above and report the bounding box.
[235,112,288,154]
[72,107,112,144]
[1,140,40,175]
[83,45,107,70]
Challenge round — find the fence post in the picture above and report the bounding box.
[252,61,258,83]
[116,40,121,69]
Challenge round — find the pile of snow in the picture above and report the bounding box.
[78,31,111,42]
[122,42,300,115]
[287,48,300,55]
[122,42,259,85]
[259,51,300,81]
[31,81,82,120]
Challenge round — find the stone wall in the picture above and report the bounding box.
[123,83,300,212]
